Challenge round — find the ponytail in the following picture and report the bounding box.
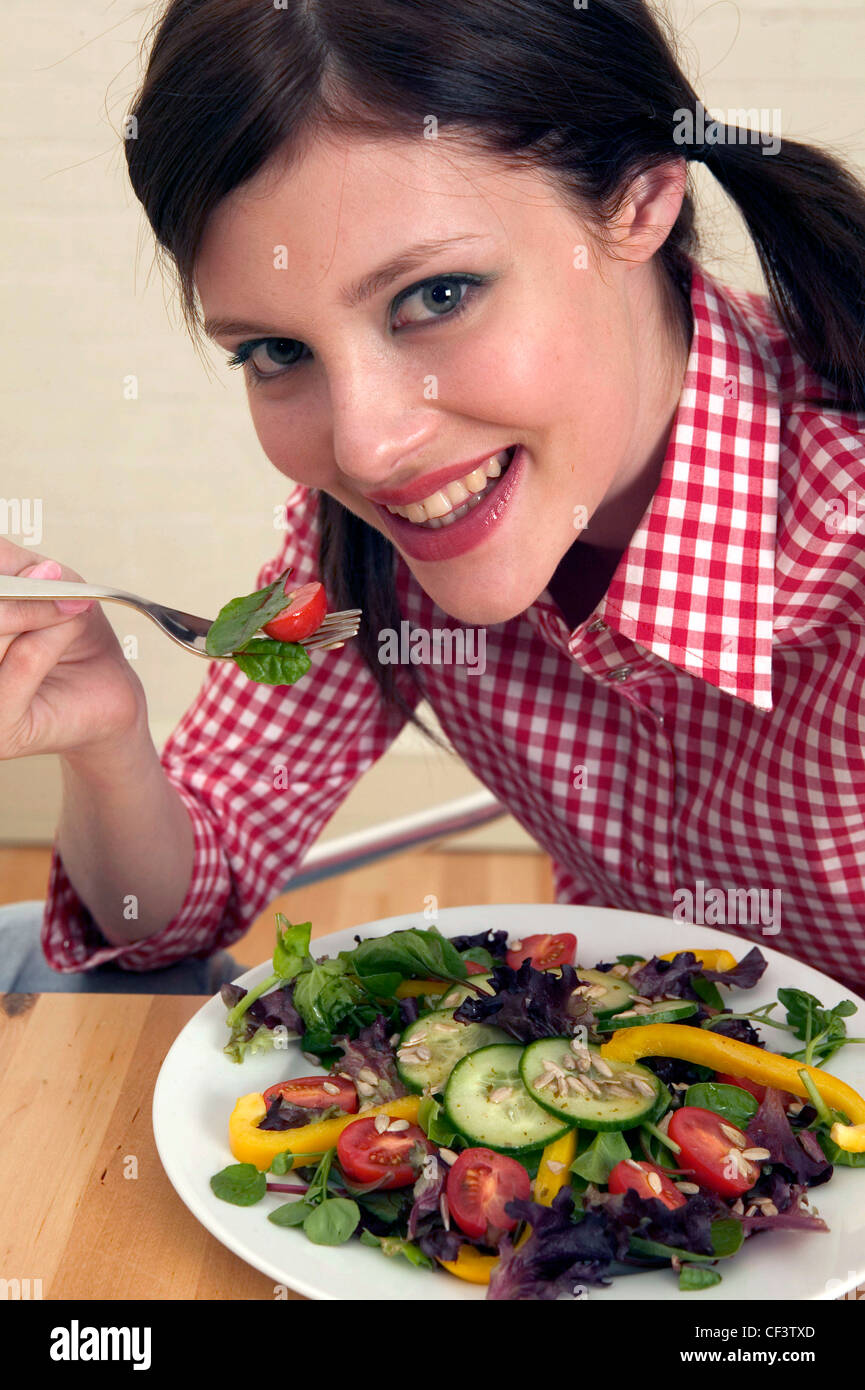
[697,132,865,411]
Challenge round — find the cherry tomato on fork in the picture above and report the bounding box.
[261,1075,358,1112]
[262,581,327,643]
[506,933,578,971]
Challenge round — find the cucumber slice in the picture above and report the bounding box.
[596,999,698,1030]
[520,1038,662,1131]
[395,1011,510,1093]
[437,974,495,1010]
[574,968,636,1018]
[444,1044,571,1153]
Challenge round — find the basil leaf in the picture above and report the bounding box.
[209,1163,266,1206]
[303,1198,361,1245]
[570,1130,631,1185]
[268,1201,315,1227]
[230,637,311,687]
[679,1264,722,1291]
[205,568,295,656]
[342,928,467,983]
[684,1082,758,1130]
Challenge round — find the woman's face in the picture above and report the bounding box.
[195,130,688,624]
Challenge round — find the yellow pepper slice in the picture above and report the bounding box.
[228,1092,420,1171]
[439,1129,579,1284]
[394,979,449,999]
[599,1023,865,1151]
[437,1245,499,1284]
[657,948,738,972]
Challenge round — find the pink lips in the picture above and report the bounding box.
[365,448,514,508]
[373,444,526,562]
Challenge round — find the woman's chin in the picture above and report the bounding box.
[417,582,539,628]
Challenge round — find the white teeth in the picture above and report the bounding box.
[385,447,514,525]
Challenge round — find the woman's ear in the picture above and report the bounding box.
[609,159,689,266]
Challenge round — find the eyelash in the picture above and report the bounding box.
[225,272,489,384]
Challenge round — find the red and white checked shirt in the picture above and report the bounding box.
[44,264,865,993]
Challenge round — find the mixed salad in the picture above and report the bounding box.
[210,917,865,1299]
[206,568,327,685]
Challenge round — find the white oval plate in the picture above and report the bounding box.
[153,904,865,1301]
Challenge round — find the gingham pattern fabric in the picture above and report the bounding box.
[43,263,865,993]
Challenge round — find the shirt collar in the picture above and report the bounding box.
[530,262,781,711]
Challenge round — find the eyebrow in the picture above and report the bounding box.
[203,233,490,340]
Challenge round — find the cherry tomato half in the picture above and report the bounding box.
[506,933,578,971]
[446,1147,531,1240]
[667,1106,760,1198]
[608,1159,687,1211]
[261,1074,358,1112]
[336,1118,433,1190]
[262,581,327,643]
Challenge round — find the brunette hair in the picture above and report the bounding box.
[124,0,865,732]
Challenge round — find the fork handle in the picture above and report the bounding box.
[0,576,136,602]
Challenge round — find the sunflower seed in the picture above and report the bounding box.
[489,1086,514,1104]
[631,995,654,1005]
[437,1148,458,1165]
[646,1172,664,1195]
[388,1118,410,1132]
[626,1159,644,1172]
[389,1034,401,1047]
[675,1182,700,1195]
[355,1080,375,1097]
[741,1147,771,1162]
[762,1201,779,1216]
[321,1081,341,1095]
[609,964,630,978]
[787,1099,805,1115]
[631,1078,657,1097]
[584,984,609,999]
[591,1056,614,1078]
[720,1123,746,1148]
[745,1204,760,1217]
[582,1076,603,1096]
[534,1070,558,1090]
[545,1160,566,1173]
[731,1197,745,1215]
[412,1047,432,1062]
[613,1009,638,1018]
[374,1113,390,1133]
[440,1193,450,1230]
[357,1068,379,1085]
[566,1075,590,1096]
[433,1020,461,1034]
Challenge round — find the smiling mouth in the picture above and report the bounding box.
[381,446,517,529]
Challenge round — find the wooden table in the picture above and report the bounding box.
[0,991,304,1300]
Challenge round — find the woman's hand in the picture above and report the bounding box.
[0,538,148,763]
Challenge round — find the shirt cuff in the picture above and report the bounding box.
[41,783,235,974]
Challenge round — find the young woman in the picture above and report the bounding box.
[2,1,864,994]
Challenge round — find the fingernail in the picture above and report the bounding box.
[55,598,94,614]
[22,559,62,580]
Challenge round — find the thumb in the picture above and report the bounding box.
[19,557,93,614]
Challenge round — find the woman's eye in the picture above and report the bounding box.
[392,275,481,329]
[227,338,306,378]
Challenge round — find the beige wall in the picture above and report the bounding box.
[2,0,864,848]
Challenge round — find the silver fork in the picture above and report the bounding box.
[0,574,361,657]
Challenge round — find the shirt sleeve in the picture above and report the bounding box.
[41,487,420,972]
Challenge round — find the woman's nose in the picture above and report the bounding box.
[327,358,442,493]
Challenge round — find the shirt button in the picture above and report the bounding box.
[587,619,608,633]
[609,665,632,681]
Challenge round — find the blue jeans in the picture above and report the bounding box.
[0,900,243,994]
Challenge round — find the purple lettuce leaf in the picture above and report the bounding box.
[220,980,303,1041]
[745,1086,833,1187]
[453,960,595,1041]
[450,928,509,960]
[333,1014,408,1105]
[629,947,767,1003]
[397,995,420,1028]
[585,1185,729,1256]
[407,1154,447,1240]
[737,1171,829,1235]
[257,1094,339,1131]
[486,1188,629,1300]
